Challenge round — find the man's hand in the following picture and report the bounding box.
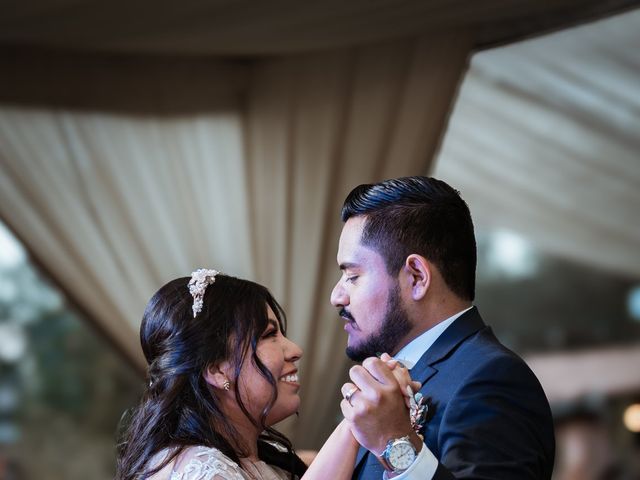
[379,352,422,409]
[340,356,422,456]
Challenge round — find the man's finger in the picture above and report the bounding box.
[383,358,399,370]
[349,364,388,395]
[361,357,398,386]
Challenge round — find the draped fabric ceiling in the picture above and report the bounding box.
[2,0,638,55]
[0,1,639,447]
[434,8,640,279]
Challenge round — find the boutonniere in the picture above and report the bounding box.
[407,386,429,440]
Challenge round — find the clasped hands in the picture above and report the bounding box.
[340,353,423,459]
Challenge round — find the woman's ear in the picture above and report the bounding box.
[403,254,431,301]
[203,362,232,391]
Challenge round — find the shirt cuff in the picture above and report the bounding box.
[382,443,438,480]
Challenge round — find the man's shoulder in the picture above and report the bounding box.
[438,327,550,409]
[455,326,533,372]
[434,308,522,363]
[418,319,540,389]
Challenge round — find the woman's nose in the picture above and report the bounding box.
[285,337,303,362]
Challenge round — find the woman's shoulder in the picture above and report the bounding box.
[149,445,247,480]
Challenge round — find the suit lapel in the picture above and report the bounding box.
[410,307,485,383]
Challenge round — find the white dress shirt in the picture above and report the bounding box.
[384,306,474,480]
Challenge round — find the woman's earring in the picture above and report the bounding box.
[223,380,231,391]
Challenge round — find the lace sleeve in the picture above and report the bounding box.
[171,446,247,480]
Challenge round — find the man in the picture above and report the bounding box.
[331,176,555,479]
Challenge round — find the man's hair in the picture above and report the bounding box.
[341,176,477,301]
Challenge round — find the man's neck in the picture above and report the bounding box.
[393,298,472,355]
[392,305,474,368]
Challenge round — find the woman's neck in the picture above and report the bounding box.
[223,408,261,461]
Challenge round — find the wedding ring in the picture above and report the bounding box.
[344,386,359,406]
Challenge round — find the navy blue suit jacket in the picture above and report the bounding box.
[352,307,555,479]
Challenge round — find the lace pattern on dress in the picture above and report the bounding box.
[170,446,245,480]
[150,445,290,480]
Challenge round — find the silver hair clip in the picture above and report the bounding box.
[188,268,219,317]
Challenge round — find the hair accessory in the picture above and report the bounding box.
[223,380,231,391]
[188,268,220,317]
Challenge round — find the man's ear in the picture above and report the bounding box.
[403,254,431,301]
[203,362,232,391]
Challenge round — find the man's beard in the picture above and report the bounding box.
[345,284,412,362]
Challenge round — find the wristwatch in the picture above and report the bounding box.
[380,435,417,474]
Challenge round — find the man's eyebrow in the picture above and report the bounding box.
[339,262,359,271]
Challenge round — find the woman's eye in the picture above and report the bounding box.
[263,329,278,338]
[346,275,359,283]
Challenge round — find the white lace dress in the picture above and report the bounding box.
[148,445,293,480]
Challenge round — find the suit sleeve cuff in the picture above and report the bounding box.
[381,443,437,480]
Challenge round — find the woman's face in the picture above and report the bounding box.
[237,306,303,426]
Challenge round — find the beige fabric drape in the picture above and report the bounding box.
[0,107,253,366]
[0,32,472,446]
[244,35,472,445]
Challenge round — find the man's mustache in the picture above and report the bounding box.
[339,308,355,322]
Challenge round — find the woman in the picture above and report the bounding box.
[116,269,416,480]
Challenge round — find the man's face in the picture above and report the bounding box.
[330,216,412,361]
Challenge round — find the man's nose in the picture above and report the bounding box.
[330,281,347,307]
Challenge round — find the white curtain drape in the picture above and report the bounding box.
[434,10,640,278]
[0,32,472,446]
[0,107,253,365]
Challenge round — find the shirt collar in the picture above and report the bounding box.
[394,306,474,369]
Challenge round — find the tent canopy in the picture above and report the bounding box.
[1,1,639,447]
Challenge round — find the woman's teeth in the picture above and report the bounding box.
[279,374,298,383]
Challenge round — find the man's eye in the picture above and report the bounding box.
[346,275,359,283]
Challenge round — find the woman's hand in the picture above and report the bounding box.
[379,353,421,408]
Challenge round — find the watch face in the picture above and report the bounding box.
[388,441,416,470]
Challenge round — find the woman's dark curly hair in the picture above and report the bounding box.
[116,274,306,479]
